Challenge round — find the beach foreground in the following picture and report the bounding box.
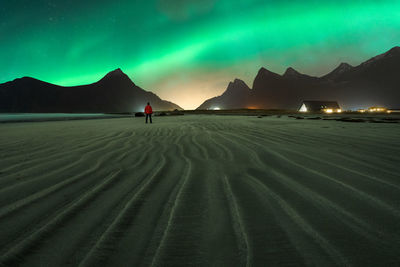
[0,115,399,266]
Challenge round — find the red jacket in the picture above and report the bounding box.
[144,105,153,114]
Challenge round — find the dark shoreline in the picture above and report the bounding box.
[1,110,399,124]
[0,113,132,124]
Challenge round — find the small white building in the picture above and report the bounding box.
[299,101,341,113]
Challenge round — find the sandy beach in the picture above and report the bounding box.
[0,115,399,266]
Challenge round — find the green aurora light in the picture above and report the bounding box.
[1,0,400,109]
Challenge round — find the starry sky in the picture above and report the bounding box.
[1,0,400,109]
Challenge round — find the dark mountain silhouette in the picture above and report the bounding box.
[0,68,182,113]
[197,79,251,110]
[197,46,400,110]
[282,67,317,80]
[322,63,353,81]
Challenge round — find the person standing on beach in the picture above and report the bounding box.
[144,102,153,124]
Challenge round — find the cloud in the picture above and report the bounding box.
[157,0,216,20]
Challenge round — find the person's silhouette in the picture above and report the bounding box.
[144,102,153,124]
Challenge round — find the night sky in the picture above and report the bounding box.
[1,0,400,109]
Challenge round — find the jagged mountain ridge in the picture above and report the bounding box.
[197,46,400,110]
[197,78,252,110]
[0,68,182,113]
[322,63,353,81]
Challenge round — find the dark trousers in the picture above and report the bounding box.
[146,114,152,123]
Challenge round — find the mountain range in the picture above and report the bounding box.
[0,68,181,113]
[197,46,400,110]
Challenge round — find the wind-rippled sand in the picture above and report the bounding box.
[0,115,399,266]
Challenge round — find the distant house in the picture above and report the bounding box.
[298,101,342,113]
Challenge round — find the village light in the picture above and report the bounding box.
[368,107,387,112]
[337,109,342,113]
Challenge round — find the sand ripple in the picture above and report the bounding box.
[0,116,399,266]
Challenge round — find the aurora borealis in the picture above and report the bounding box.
[1,0,400,109]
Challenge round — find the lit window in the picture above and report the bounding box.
[299,104,308,112]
